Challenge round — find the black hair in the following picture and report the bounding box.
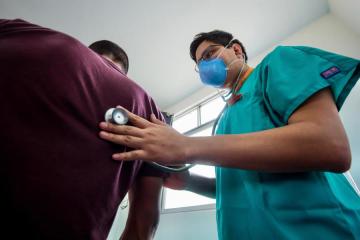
[89,40,129,73]
[189,30,248,63]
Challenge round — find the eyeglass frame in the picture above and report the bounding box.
[194,44,228,72]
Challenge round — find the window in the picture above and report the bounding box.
[171,109,197,133]
[162,94,226,212]
[200,97,225,124]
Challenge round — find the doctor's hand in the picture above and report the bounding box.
[163,169,191,191]
[99,107,191,165]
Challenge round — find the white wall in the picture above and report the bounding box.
[328,0,360,36]
[107,204,128,240]
[108,13,360,240]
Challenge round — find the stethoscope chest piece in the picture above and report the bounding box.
[105,108,129,125]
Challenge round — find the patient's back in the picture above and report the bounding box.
[0,19,161,240]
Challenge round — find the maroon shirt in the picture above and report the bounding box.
[0,19,163,239]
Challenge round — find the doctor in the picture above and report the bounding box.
[99,30,360,239]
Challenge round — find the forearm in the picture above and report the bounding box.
[99,88,350,173]
[186,121,350,173]
[121,177,162,240]
[185,173,216,199]
[121,205,159,240]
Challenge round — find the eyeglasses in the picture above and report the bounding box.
[194,44,224,72]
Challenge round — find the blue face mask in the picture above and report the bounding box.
[198,58,228,88]
[197,47,241,88]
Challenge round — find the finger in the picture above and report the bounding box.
[151,113,167,126]
[99,122,144,137]
[116,105,151,129]
[99,131,143,149]
[112,149,147,161]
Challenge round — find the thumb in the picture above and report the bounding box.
[151,113,167,125]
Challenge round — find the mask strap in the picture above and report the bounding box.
[232,53,246,90]
[225,58,241,70]
[218,54,246,102]
[215,39,233,59]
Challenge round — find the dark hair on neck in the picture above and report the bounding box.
[89,40,129,73]
[189,30,248,63]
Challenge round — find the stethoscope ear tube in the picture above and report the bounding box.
[147,162,195,173]
[212,104,228,136]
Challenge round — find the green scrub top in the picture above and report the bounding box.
[215,46,360,240]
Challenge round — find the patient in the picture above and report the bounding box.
[0,19,163,240]
[89,40,129,75]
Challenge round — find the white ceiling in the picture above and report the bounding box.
[0,0,345,109]
[328,0,360,36]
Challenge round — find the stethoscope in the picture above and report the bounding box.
[211,103,228,136]
[105,108,196,173]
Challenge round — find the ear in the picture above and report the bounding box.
[231,43,243,57]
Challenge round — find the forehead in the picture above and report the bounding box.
[195,40,218,62]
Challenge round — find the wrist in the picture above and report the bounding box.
[182,136,197,164]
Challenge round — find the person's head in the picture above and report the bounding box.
[89,40,129,74]
[189,30,248,88]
